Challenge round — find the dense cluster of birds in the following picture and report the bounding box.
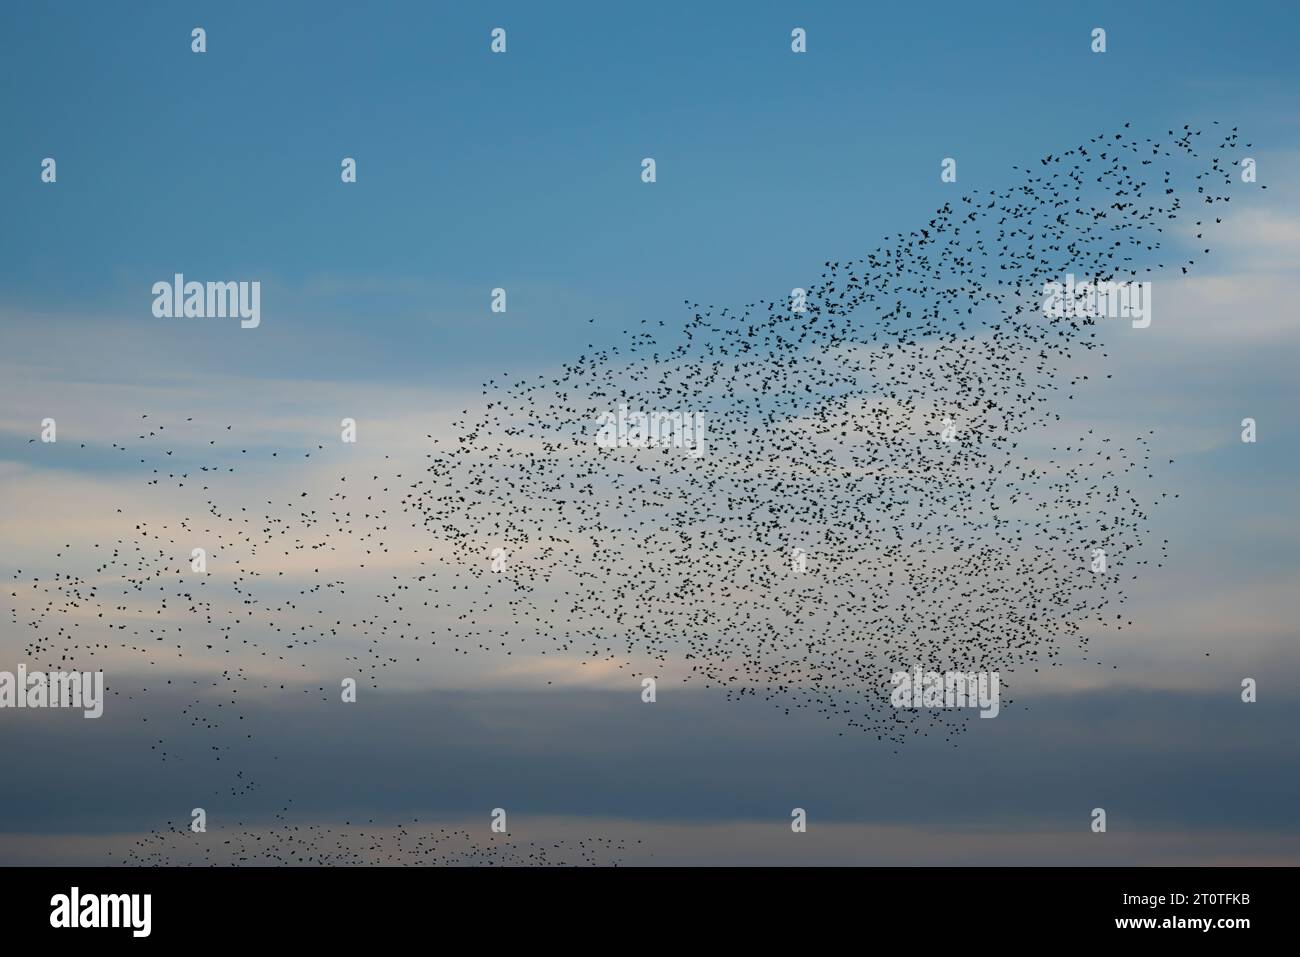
[9,124,1247,862]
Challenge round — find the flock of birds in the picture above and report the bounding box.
[126,810,633,866]
[10,123,1246,864]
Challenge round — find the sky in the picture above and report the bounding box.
[1,0,1299,865]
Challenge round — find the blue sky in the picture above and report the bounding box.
[2,1,1299,864]
[3,0,1298,384]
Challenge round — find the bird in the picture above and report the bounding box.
[12,121,1241,861]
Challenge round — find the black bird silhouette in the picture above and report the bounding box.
[12,123,1243,861]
